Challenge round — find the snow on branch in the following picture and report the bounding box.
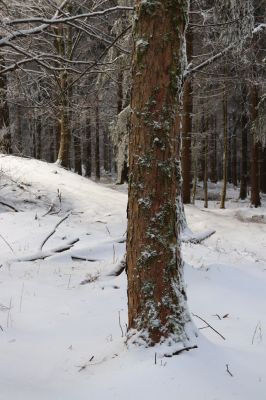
[0,5,133,48]
[185,23,266,78]
[5,6,134,26]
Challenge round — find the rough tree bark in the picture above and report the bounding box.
[127,0,193,347]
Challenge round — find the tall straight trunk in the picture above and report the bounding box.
[16,104,23,154]
[232,116,238,187]
[117,70,123,114]
[74,132,82,175]
[260,148,266,194]
[220,90,228,209]
[239,86,248,200]
[203,123,208,209]
[95,94,100,180]
[85,117,92,177]
[250,86,261,207]
[49,126,55,162]
[55,26,70,168]
[0,54,12,154]
[103,128,110,173]
[35,115,42,160]
[181,25,193,204]
[127,0,192,346]
[57,81,70,168]
[210,116,217,183]
[227,127,232,184]
[192,158,197,204]
[181,78,192,204]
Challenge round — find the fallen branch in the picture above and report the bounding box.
[192,313,226,340]
[181,229,216,244]
[16,238,79,261]
[42,203,55,217]
[71,255,98,262]
[0,200,19,212]
[164,345,198,357]
[39,212,71,250]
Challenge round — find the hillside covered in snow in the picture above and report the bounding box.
[0,155,266,400]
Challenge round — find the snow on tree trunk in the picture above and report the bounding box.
[127,0,194,347]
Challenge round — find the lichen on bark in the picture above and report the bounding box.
[127,0,195,348]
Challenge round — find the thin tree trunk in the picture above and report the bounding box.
[74,132,82,175]
[181,25,193,204]
[55,27,70,168]
[0,54,12,154]
[250,86,261,207]
[204,126,208,209]
[232,116,238,187]
[220,90,228,209]
[240,86,248,200]
[35,115,42,160]
[16,104,23,154]
[210,116,217,184]
[260,148,266,194]
[95,94,100,180]
[103,128,109,173]
[84,117,92,177]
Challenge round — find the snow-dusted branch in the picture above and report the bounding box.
[39,212,71,251]
[185,23,266,77]
[16,238,79,262]
[0,0,69,47]
[5,6,134,26]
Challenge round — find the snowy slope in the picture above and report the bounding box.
[0,155,266,400]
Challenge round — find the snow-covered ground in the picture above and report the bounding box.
[0,155,266,400]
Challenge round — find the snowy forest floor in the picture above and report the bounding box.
[0,155,266,400]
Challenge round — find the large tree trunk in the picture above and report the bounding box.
[127,0,192,347]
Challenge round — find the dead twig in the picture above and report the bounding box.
[39,211,71,250]
[252,321,262,345]
[118,310,124,337]
[226,364,233,377]
[71,256,98,262]
[164,345,198,357]
[0,233,15,254]
[42,203,55,217]
[0,200,19,212]
[192,313,226,340]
